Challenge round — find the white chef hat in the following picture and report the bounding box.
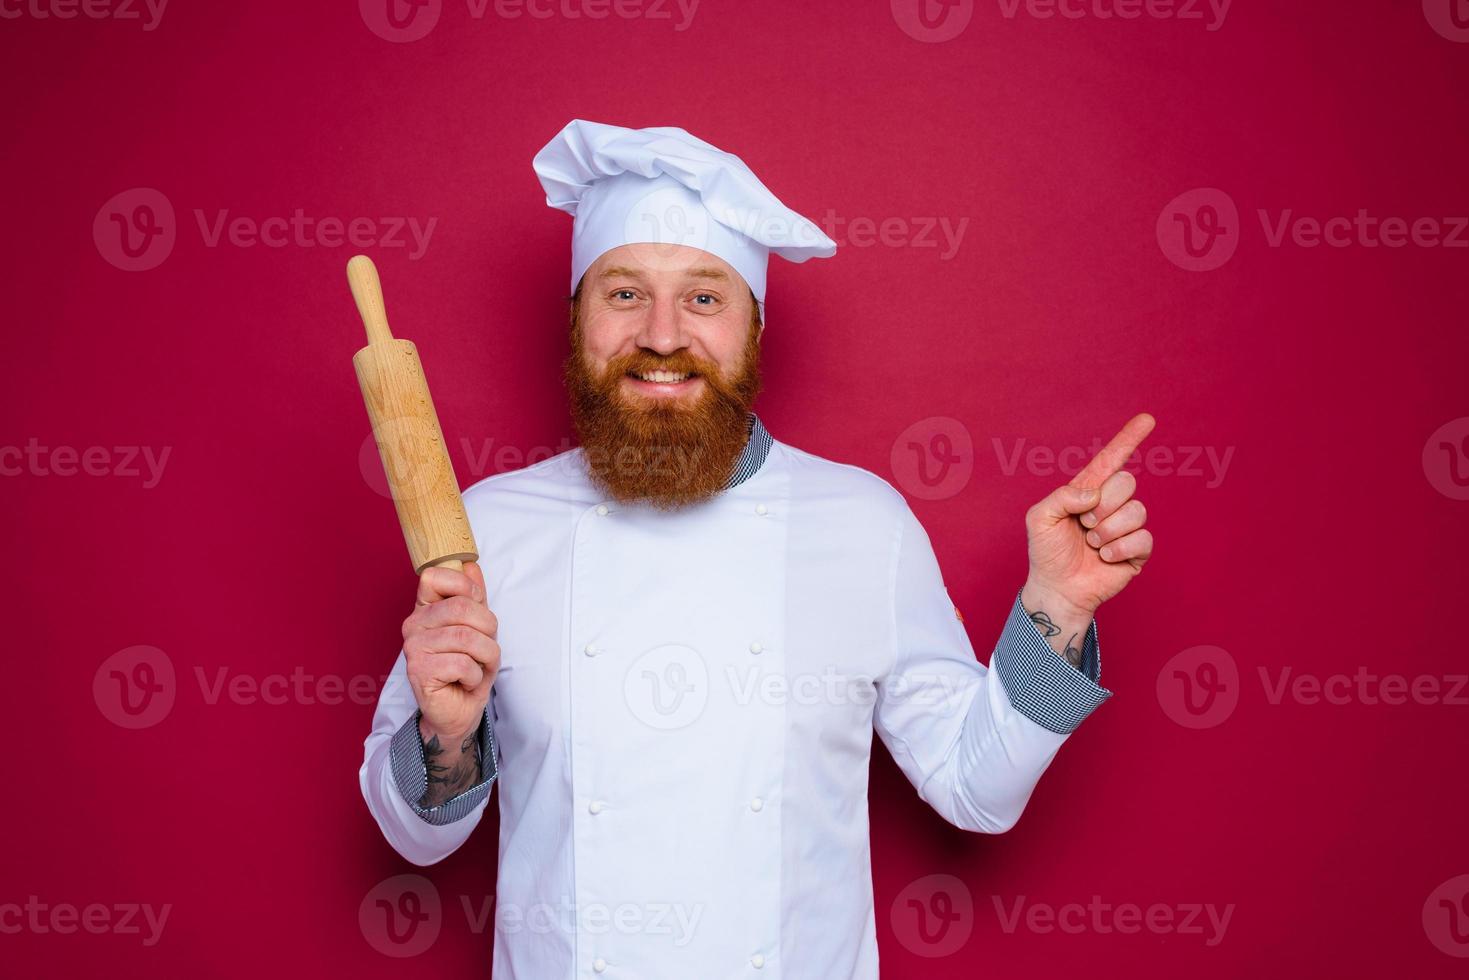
[532,119,837,310]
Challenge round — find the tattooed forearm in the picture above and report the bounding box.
[1061,632,1082,668]
[418,726,482,808]
[1028,610,1062,638]
[1028,602,1087,669]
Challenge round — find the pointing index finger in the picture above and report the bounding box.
[1071,413,1156,489]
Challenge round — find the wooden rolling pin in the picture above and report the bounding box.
[348,255,478,575]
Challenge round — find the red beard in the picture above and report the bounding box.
[563,314,763,510]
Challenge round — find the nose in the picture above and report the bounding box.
[633,294,690,357]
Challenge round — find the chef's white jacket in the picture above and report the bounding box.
[361,416,1111,979]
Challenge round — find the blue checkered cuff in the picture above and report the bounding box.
[388,707,498,826]
[994,589,1113,734]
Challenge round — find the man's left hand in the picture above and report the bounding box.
[1023,413,1156,621]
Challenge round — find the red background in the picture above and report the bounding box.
[3,0,1467,975]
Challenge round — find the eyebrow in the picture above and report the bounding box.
[597,265,730,283]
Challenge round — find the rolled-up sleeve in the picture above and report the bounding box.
[360,650,498,865]
[872,503,1108,835]
[388,705,499,826]
[993,588,1111,735]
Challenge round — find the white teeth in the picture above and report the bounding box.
[634,370,691,383]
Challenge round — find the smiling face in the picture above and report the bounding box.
[563,243,765,509]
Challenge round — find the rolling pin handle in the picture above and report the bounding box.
[347,254,395,347]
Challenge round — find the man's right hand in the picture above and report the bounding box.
[402,561,500,746]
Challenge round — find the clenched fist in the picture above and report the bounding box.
[402,561,500,747]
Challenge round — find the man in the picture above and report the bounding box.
[360,119,1155,978]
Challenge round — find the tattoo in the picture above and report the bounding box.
[1062,632,1083,669]
[1030,609,1084,668]
[1028,610,1062,637]
[418,725,483,808]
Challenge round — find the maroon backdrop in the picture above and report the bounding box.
[3,0,1467,975]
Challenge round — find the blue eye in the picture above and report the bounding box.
[693,293,715,305]
[614,290,636,301]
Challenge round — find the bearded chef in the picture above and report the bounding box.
[360,119,1156,979]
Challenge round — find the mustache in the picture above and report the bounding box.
[602,349,720,380]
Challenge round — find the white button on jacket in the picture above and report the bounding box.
[361,436,1109,979]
